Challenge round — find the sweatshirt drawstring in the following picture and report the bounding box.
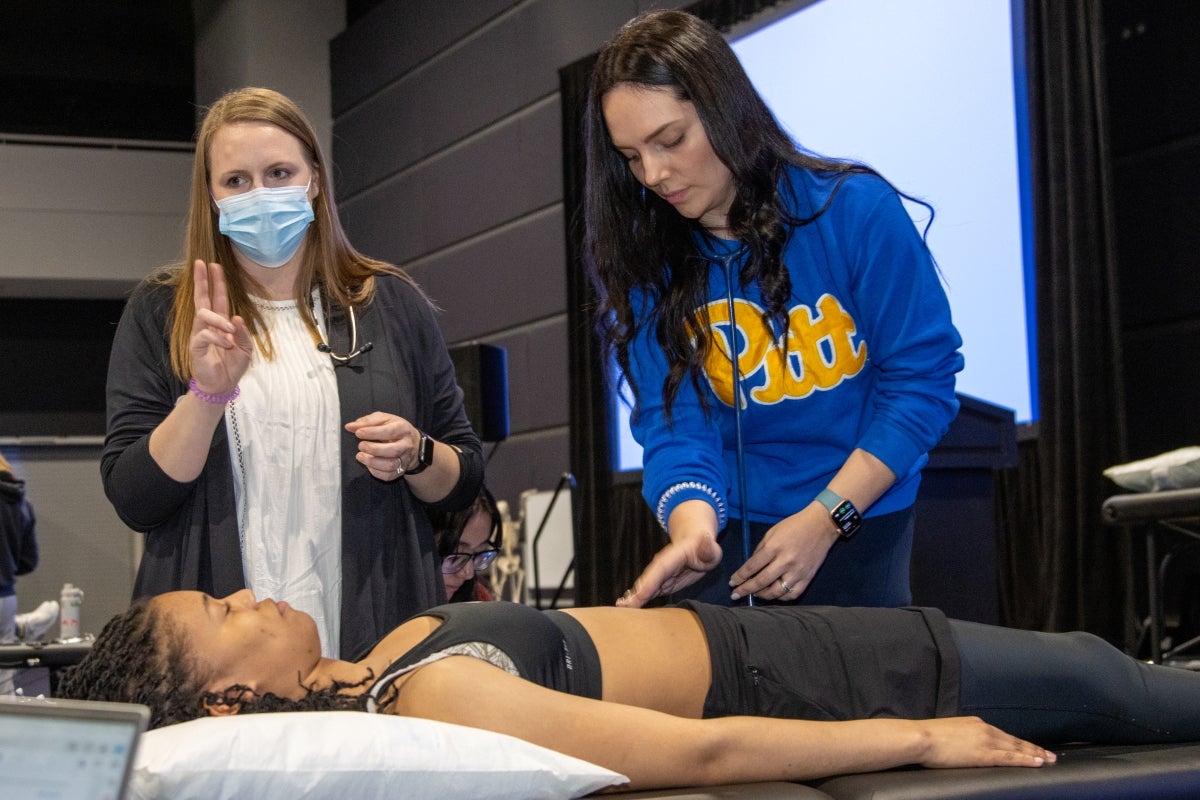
[718,247,754,606]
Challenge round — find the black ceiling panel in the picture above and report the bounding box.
[0,1,195,142]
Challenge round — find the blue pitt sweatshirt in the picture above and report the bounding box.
[627,167,964,529]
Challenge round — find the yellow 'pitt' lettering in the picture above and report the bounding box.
[701,294,866,407]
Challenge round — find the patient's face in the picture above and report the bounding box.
[151,590,322,701]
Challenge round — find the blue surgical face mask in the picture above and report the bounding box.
[216,182,315,268]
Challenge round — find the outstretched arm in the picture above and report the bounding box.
[617,500,723,607]
[393,657,1054,791]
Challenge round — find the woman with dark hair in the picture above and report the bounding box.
[428,486,502,601]
[584,11,963,609]
[102,87,482,661]
[59,590,1200,791]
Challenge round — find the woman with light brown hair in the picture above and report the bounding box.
[102,87,482,660]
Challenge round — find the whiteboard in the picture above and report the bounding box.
[520,488,575,607]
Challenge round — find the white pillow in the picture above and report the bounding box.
[1103,446,1200,492]
[129,712,627,800]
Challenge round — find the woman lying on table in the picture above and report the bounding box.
[58,592,1200,792]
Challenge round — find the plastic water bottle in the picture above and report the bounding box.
[59,583,83,641]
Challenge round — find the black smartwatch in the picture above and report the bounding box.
[816,489,862,540]
[405,432,434,475]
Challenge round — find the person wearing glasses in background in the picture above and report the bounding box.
[428,487,502,602]
[101,87,482,662]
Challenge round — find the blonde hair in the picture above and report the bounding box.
[164,87,419,379]
[0,453,12,474]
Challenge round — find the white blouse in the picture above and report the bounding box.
[226,293,342,657]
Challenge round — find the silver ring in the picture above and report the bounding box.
[779,579,791,593]
[395,463,405,477]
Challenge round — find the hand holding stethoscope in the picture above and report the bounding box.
[189,260,253,397]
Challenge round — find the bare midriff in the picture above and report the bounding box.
[563,606,711,718]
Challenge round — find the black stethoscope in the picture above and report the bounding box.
[315,301,373,363]
[705,239,755,605]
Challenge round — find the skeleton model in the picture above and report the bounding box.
[484,499,525,603]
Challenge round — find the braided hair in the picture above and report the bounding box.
[57,598,371,729]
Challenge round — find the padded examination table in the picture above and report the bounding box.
[618,741,1200,799]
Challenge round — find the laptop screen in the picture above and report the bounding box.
[0,695,150,800]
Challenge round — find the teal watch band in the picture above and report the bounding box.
[815,489,862,540]
[815,489,842,513]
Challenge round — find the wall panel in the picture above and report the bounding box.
[0,143,191,296]
[340,96,560,266]
[330,0,517,115]
[330,0,672,508]
[488,316,570,434]
[408,206,566,343]
[332,1,638,197]
[481,429,571,519]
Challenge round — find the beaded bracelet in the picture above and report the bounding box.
[188,377,241,405]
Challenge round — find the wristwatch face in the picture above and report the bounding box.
[830,499,862,539]
[407,433,434,474]
[817,489,862,540]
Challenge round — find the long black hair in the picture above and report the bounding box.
[583,9,882,421]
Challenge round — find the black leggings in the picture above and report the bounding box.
[951,619,1200,744]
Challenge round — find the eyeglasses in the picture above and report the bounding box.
[441,548,500,575]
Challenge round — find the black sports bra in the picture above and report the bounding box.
[366,601,602,710]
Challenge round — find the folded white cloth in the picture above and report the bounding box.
[15,600,59,642]
[1104,447,1200,493]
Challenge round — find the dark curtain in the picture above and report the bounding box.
[996,0,1134,644]
[561,50,613,607]
[564,0,1137,635]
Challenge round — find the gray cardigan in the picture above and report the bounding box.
[102,272,482,659]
